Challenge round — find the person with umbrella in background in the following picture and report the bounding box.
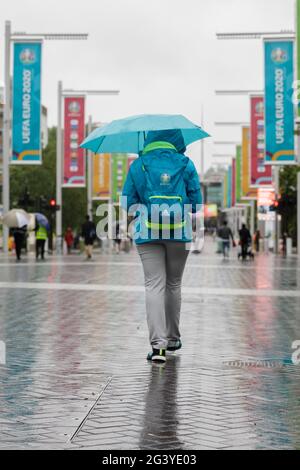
[13,226,27,261]
[3,209,30,261]
[34,213,50,260]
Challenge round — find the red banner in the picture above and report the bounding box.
[63,96,86,187]
[250,96,272,187]
[127,154,138,170]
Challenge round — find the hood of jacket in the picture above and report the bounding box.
[143,129,186,154]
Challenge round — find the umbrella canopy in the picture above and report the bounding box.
[3,209,30,228]
[35,213,50,231]
[80,114,210,154]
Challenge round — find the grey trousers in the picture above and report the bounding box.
[137,241,190,349]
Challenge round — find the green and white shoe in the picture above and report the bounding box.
[147,348,166,363]
[167,339,182,352]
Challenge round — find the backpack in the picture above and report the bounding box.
[140,152,189,231]
[88,224,96,240]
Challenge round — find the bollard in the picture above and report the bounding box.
[264,237,269,253]
[286,238,293,256]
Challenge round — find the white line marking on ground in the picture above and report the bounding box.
[0,261,299,271]
[0,281,299,297]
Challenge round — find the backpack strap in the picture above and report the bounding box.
[140,154,154,193]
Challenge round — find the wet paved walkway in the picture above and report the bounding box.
[0,239,300,450]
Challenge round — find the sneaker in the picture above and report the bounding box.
[167,339,182,352]
[147,348,166,363]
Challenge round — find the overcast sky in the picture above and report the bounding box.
[1,0,295,171]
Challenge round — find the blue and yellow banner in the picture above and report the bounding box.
[12,42,42,164]
[264,39,295,165]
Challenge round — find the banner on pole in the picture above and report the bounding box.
[250,96,272,186]
[297,0,300,117]
[93,153,111,199]
[12,42,42,164]
[222,172,227,209]
[127,154,138,170]
[241,126,258,200]
[63,96,86,187]
[264,39,295,164]
[235,145,242,204]
[232,159,236,207]
[112,154,128,203]
[227,165,232,208]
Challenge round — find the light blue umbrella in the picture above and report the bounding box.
[35,213,50,231]
[80,114,210,154]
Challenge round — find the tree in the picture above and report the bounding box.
[279,166,300,245]
[10,127,88,234]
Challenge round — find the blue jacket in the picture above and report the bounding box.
[122,130,202,244]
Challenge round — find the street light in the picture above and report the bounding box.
[216,30,294,40]
[214,122,249,127]
[56,85,120,252]
[2,20,88,253]
[214,141,241,145]
[212,154,234,158]
[215,90,263,96]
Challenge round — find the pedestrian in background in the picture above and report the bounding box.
[113,222,121,254]
[239,224,251,260]
[64,227,74,255]
[81,215,96,260]
[36,224,48,260]
[218,221,235,258]
[13,226,27,261]
[122,129,202,364]
[254,229,261,253]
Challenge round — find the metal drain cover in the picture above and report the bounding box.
[223,360,286,369]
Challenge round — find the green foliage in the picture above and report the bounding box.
[279,165,300,245]
[9,127,88,234]
[10,127,56,209]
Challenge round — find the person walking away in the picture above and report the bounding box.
[113,222,122,254]
[254,229,261,253]
[218,221,234,258]
[122,129,202,363]
[36,224,48,260]
[239,224,251,260]
[13,226,27,261]
[282,232,288,257]
[81,215,96,260]
[64,227,74,255]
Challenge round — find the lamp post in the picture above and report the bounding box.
[2,20,88,253]
[216,22,300,254]
[216,31,294,40]
[56,87,120,252]
[214,141,241,145]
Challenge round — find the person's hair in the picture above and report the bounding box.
[86,215,90,221]
[242,224,246,229]
[223,220,228,226]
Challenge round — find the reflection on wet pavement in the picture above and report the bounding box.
[0,240,300,449]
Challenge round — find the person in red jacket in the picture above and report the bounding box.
[64,227,74,255]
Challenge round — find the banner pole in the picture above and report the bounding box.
[87,115,93,219]
[3,20,11,254]
[108,155,113,249]
[56,80,63,253]
[250,200,255,237]
[200,105,204,177]
[296,0,300,254]
[273,166,280,254]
